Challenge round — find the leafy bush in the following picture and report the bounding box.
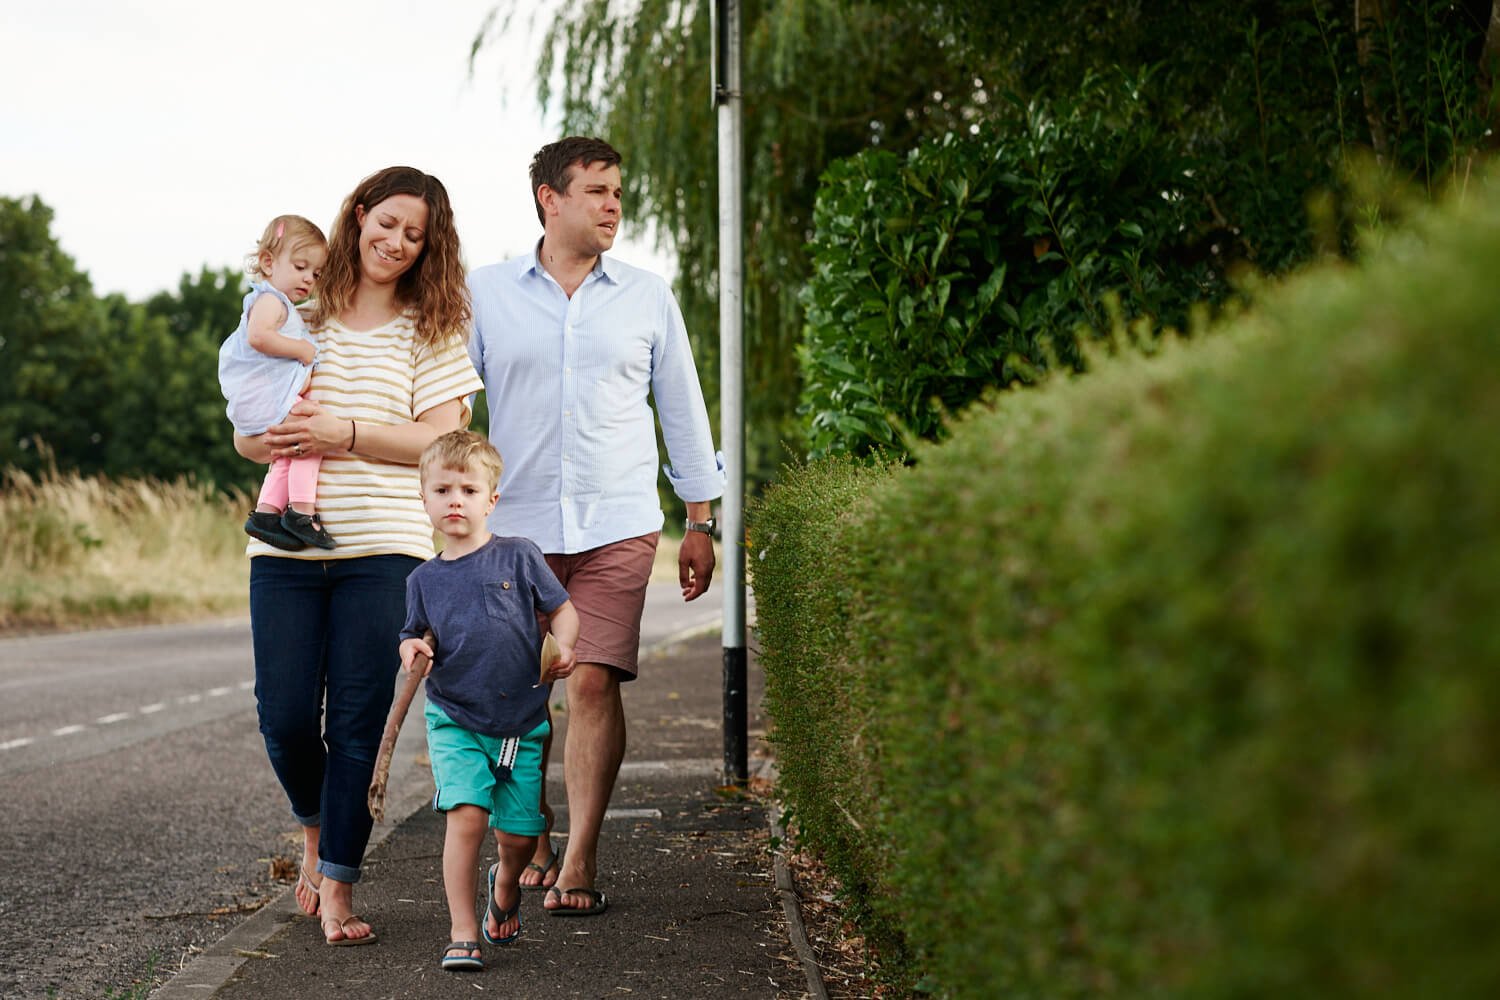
[752,173,1500,996]
[797,77,1230,459]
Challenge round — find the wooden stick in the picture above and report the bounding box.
[367,648,427,822]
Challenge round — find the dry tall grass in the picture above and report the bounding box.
[0,464,705,634]
[0,465,251,633]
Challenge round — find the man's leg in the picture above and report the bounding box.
[545,661,625,909]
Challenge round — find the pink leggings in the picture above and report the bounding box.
[258,453,322,510]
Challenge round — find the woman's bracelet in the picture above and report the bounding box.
[349,419,358,453]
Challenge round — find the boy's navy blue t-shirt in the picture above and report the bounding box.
[400,534,570,738]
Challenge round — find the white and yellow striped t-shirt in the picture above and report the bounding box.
[245,311,484,562]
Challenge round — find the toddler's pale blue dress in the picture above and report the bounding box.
[218,282,315,436]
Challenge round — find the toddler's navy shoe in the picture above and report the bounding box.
[244,510,306,551]
[281,509,336,549]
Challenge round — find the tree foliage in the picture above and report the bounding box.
[878,0,1497,262]
[0,196,255,491]
[0,196,113,475]
[477,0,994,472]
[484,0,1498,463]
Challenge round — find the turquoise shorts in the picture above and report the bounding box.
[424,701,549,835]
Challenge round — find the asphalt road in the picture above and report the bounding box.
[0,582,734,1000]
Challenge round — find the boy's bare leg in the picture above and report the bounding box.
[442,805,488,959]
[487,831,536,940]
[545,662,625,910]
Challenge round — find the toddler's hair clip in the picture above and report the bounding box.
[275,220,285,240]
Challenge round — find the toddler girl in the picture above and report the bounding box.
[218,215,334,549]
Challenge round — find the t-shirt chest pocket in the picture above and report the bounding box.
[483,581,520,621]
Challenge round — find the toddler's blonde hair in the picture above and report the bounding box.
[245,214,328,279]
[420,430,504,494]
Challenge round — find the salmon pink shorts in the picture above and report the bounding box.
[544,532,660,680]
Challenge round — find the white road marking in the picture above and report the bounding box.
[1,682,255,752]
[605,808,663,820]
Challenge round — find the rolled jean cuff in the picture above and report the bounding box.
[317,859,362,884]
[292,809,321,829]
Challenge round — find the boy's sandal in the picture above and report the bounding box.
[483,862,523,945]
[441,940,484,972]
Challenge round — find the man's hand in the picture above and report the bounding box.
[678,529,716,601]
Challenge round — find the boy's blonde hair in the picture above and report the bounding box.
[246,214,328,279]
[419,430,504,493]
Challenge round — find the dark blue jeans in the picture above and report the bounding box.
[249,554,418,883]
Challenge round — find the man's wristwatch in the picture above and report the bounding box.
[685,518,717,536]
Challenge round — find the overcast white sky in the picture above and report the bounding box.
[1,0,670,301]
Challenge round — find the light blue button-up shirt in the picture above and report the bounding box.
[468,248,723,554]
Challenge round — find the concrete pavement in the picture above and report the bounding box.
[149,628,820,999]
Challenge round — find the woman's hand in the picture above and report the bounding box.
[263,398,349,460]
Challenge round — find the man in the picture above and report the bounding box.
[467,136,722,916]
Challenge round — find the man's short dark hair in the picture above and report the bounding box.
[530,136,622,226]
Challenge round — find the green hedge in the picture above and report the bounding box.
[750,175,1500,996]
[797,80,1228,459]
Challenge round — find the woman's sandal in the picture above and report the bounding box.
[322,914,379,947]
[483,863,523,945]
[294,866,322,917]
[441,940,483,972]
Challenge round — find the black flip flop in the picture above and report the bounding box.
[521,846,561,891]
[483,863,523,944]
[546,885,609,916]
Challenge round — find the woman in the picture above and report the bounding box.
[234,166,483,945]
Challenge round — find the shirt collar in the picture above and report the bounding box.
[522,239,619,286]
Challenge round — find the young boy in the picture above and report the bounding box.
[399,430,579,972]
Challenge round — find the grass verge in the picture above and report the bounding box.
[0,465,250,634]
[0,462,700,636]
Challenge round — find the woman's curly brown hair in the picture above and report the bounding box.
[312,166,470,350]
